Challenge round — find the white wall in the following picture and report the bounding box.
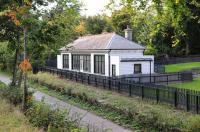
[57,55,62,69]
[58,50,154,76]
[119,61,154,75]
[110,56,120,76]
[110,50,154,75]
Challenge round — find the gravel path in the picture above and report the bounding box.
[0,74,132,132]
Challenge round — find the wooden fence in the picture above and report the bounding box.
[38,66,200,114]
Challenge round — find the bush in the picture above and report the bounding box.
[25,101,77,131]
[2,86,23,105]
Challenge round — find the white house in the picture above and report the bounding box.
[57,26,154,77]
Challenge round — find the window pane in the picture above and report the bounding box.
[72,54,80,70]
[112,65,116,76]
[94,55,105,75]
[134,64,141,74]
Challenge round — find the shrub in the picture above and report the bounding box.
[25,101,77,131]
[2,86,23,105]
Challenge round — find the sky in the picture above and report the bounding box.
[80,0,110,16]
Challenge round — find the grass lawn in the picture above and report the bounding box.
[171,77,200,91]
[165,62,200,73]
[29,72,200,131]
[0,83,41,132]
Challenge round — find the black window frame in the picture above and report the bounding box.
[83,55,91,72]
[134,64,142,74]
[63,54,69,69]
[94,55,105,75]
[72,54,81,70]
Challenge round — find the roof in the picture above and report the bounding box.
[60,33,145,51]
[120,58,153,62]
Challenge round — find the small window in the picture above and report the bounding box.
[112,64,116,76]
[134,64,142,74]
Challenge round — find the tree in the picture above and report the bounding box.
[84,15,113,34]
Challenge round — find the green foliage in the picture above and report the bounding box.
[107,0,200,56]
[2,86,23,105]
[0,97,40,132]
[84,15,113,34]
[25,101,82,131]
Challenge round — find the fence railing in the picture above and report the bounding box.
[118,72,193,85]
[37,66,200,114]
[155,55,200,65]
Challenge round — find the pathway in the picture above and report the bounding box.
[0,74,132,132]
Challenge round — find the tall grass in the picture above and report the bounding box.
[0,98,41,132]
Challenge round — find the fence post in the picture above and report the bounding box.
[103,79,105,88]
[81,74,84,83]
[129,84,132,97]
[196,95,199,114]
[167,75,169,85]
[87,75,90,84]
[186,91,190,111]
[108,78,111,90]
[95,77,97,86]
[174,90,178,107]
[141,86,144,99]
[118,81,120,93]
[156,88,159,103]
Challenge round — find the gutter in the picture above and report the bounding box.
[108,49,111,77]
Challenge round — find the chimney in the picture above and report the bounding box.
[125,25,133,41]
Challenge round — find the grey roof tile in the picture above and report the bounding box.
[60,32,145,51]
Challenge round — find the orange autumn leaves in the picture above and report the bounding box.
[19,59,32,73]
[5,11,21,26]
[3,0,32,26]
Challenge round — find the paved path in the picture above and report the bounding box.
[0,74,132,132]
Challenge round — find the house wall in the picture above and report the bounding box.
[57,55,62,69]
[58,50,154,76]
[110,50,154,76]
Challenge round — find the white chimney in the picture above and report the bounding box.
[125,25,133,41]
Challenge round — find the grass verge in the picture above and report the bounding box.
[171,77,200,91]
[0,83,41,132]
[29,72,200,132]
[165,62,200,73]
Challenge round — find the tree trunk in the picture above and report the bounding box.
[22,26,28,111]
[17,70,23,88]
[11,46,19,86]
[185,41,190,56]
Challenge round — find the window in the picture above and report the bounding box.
[94,55,105,74]
[83,55,91,72]
[72,54,80,70]
[72,54,91,72]
[63,54,69,69]
[112,64,116,76]
[134,64,142,74]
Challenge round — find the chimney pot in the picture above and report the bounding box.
[125,25,133,41]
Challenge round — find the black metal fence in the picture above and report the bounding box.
[118,72,193,85]
[37,66,200,114]
[155,55,200,65]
